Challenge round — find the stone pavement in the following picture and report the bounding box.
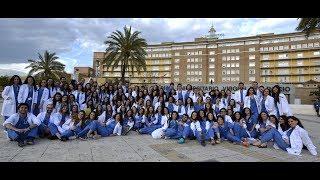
[0,102,319,162]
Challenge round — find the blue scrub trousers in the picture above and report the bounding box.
[260,128,290,151]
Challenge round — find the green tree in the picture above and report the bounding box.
[103,26,147,83]
[310,86,320,99]
[0,76,10,90]
[296,18,320,36]
[25,50,66,81]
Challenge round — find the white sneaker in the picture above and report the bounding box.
[273,143,280,150]
[310,148,318,156]
[4,130,9,140]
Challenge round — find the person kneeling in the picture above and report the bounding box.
[3,103,40,147]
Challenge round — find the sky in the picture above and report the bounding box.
[0,18,300,74]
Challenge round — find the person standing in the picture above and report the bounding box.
[314,98,320,117]
[234,82,247,112]
[1,75,22,120]
[17,76,38,113]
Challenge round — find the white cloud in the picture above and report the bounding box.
[0,63,30,73]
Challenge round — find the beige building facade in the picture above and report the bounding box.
[93,27,320,86]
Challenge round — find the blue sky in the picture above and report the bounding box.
[0,18,300,74]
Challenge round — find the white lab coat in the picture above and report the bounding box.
[72,90,86,105]
[165,102,177,111]
[37,88,49,113]
[244,95,261,110]
[174,105,186,116]
[190,121,202,135]
[17,84,38,112]
[113,122,122,136]
[1,85,18,117]
[223,115,234,125]
[47,87,59,98]
[260,95,277,115]
[233,89,247,103]
[98,111,115,123]
[276,93,292,116]
[185,105,195,117]
[3,113,41,127]
[52,112,71,134]
[174,90,186,102]
[286,125,317,156]
[36,112,56,124]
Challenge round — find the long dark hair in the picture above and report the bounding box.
[272,85,281,104]
[246,87,256,96]
[287,116,304,129]
[258,111,269,124]
[9,75,22,86]
[170,111,179,121]
[279,115,290,131]
[269,115,279,128]
[206,112,216,122]
[232,111,242,122]
[23,76,37,90]
[53,92,62,107]
[185,97,194,107]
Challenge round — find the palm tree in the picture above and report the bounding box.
[25,50,66,80]
[103,26,147,83]
[296,18,320,36]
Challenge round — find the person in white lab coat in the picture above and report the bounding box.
[36,102,56,138]
[17,76,38,113]
[253,116,317,156]
[34,80,49,116]
[251,81,262,101]
[233,82,247,112]
[3,103,40,147]
[184,97,195,117]
[174,98,186,118]
[271,85,292,117]
[73,84,86,110]
[1,75,22,120]
[244,87,260,117]
[260,88,277,115]
[175,83,186,103]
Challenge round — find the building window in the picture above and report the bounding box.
[236,49,240,53]
[174,71,179,76]
[174,52,180,56]
[199,71,202,75]
[191,71,194,75]
[262,55,269,60]
[231,63,235,67]
[297,53,303,58]
[249,69,255,74]
[209,58,215,62]
[302,44,307,48]
[278,54,288,59]
[222,70,226,75]
[222,63,226,68]
[297,60,303,66]
[262,62,269,68]
[297,68,304,74]
[249,62,255,67]
[314,42,319,47]
[227,56,231,61]
[249,76,256,81]
[278,61,289,67]
[284,45,289,50]
[175,59,180,63]
[222,49,226,54]
[235,56,239,60]
[209,64,215,68]
[278,69,289,75]
[227,63,231,68]
[298,76,304,82]
[187,71,190,75]
[274,46,279,51]
[235,63,239,67]
[198,51,202,55]
[209,51,215,55]
[164,66,170,71]
[291,45,296,49]
[174,65,179,69]
[209,78,215,83]
[314,51,320,56]
[249,55,255,60]
[308,43,313,48]
[152,66,159,71]
[222,56,226,61]
[249,47,255,52]
[195,64,199,69]
[174,78,179,82]
[269,47,273,51]
[209,71,215,76]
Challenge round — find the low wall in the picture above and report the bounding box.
[289,104,316,116]
[295,87,318,105]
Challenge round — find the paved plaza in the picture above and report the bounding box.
[0,102,319,162]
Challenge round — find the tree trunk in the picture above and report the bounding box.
[121,60,126,83]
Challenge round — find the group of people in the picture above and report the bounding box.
[1,75,317,156]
